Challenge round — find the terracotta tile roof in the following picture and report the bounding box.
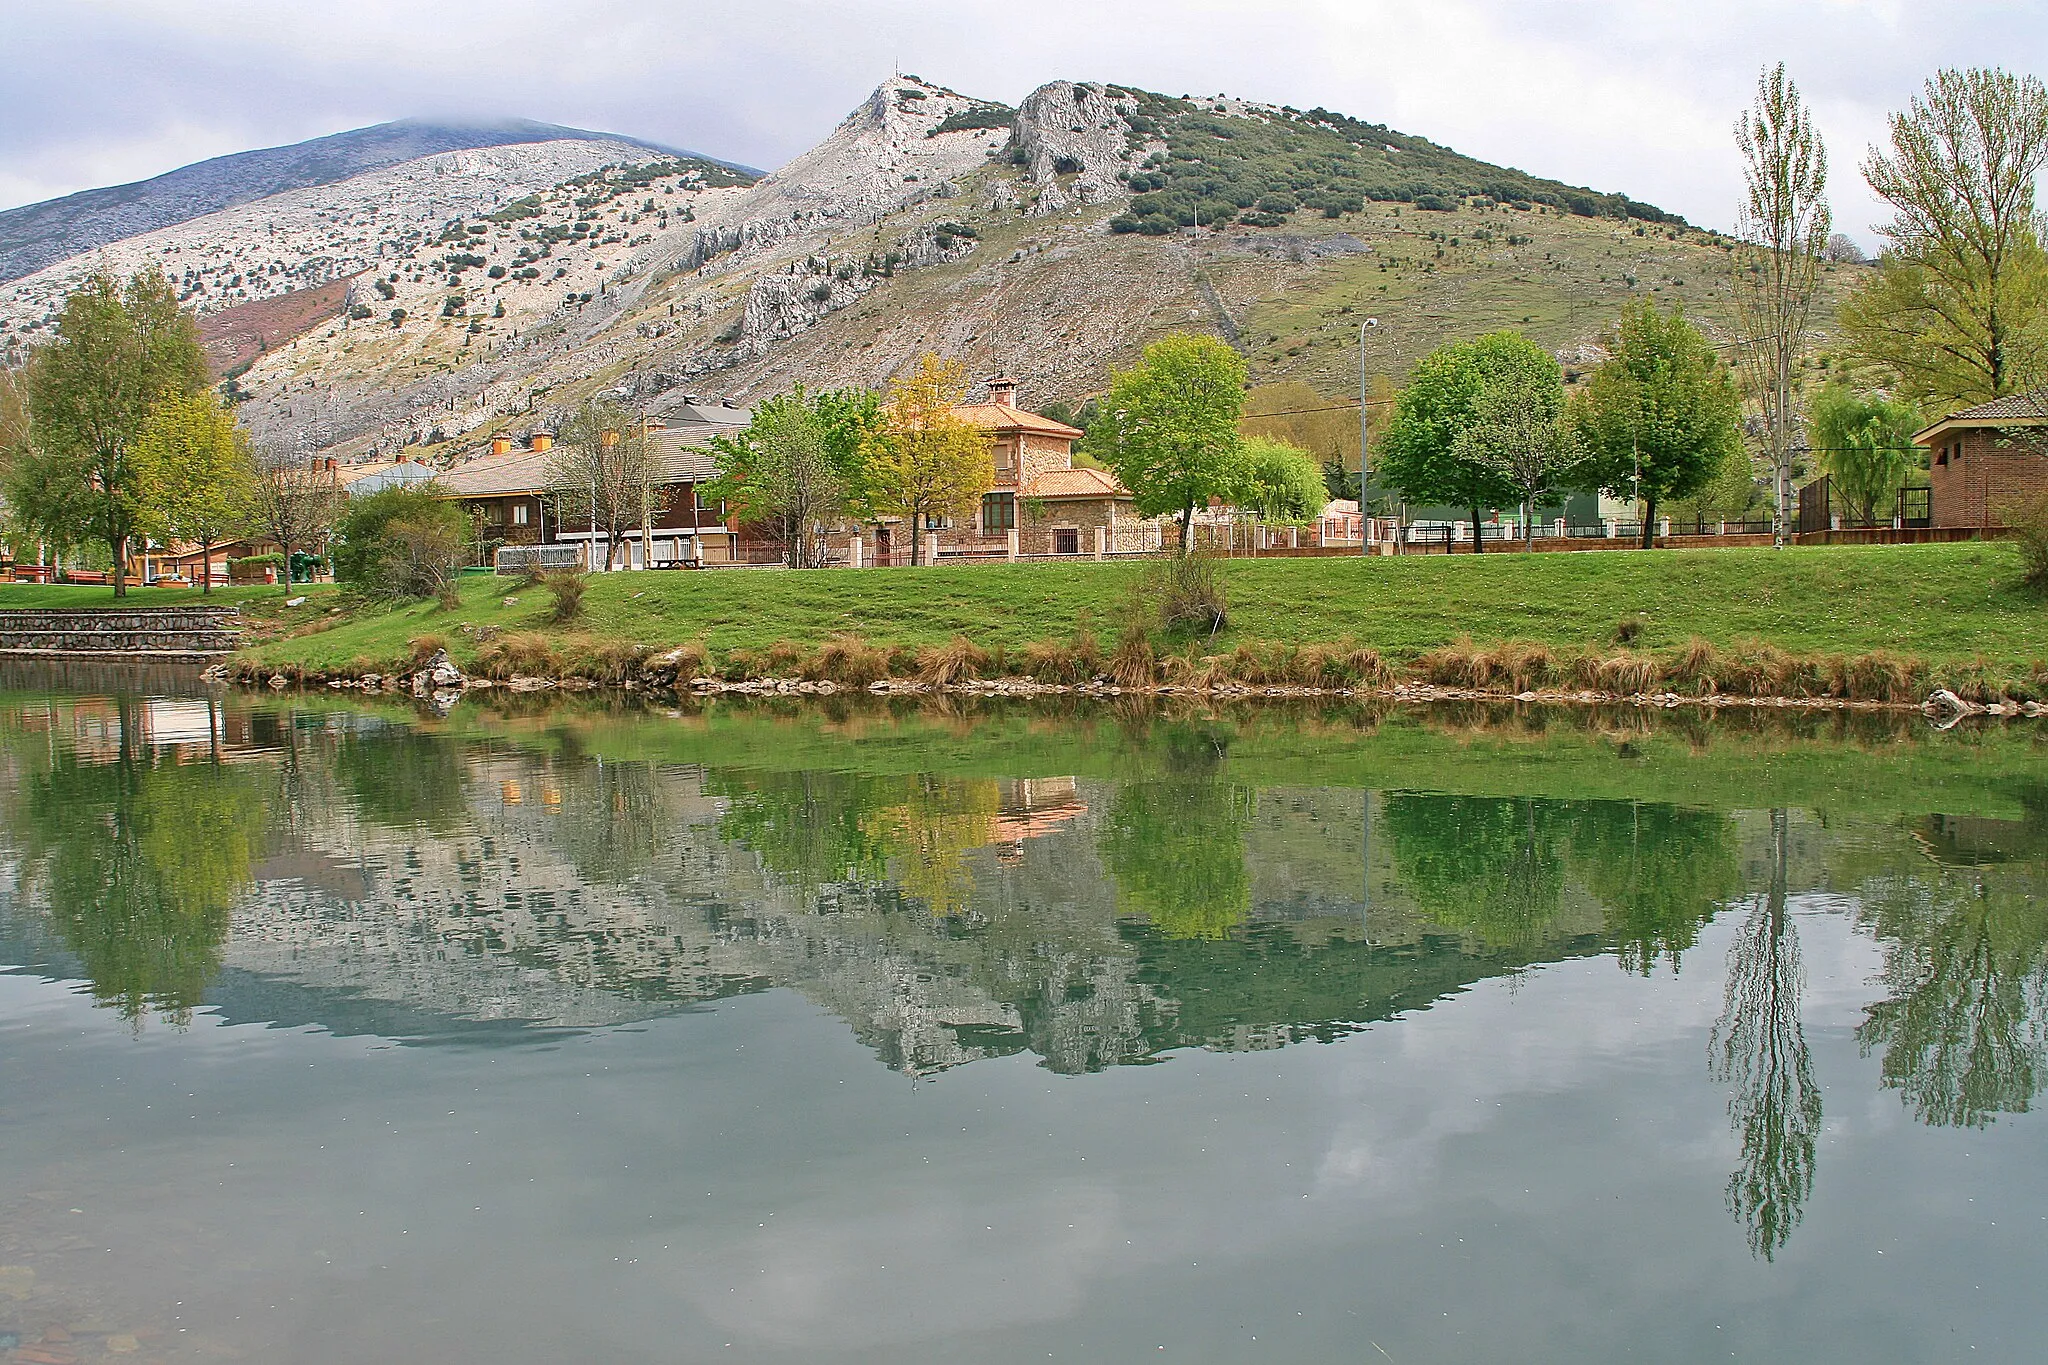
[1021,466,1130,499]
[954,402,1086,439]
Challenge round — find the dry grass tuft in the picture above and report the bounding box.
[1417,637,1487,689]
[1667,637,1719,693]
[475,631,559,680]
[1108,624,1157,688]
[1831,651,1925,702]
[1595,651,1659,695]
[406,634,446,667]
[763,640,809,677]
[812,634,890,686]
[916,635,991,686]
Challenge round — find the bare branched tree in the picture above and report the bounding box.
[546,398,656,570]
[1732,64,1832,550]
[250,438,346,579]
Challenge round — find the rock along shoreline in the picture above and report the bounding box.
[208,649,2045,725]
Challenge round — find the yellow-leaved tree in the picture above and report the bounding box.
[134,389,257,593]
[865,354,992,565]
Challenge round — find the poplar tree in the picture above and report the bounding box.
[1732,64,1832,549]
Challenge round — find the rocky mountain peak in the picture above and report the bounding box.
[1012,82,1140,217]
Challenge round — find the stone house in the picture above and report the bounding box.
[1915,388,2048,528]
[953,378,1152,555]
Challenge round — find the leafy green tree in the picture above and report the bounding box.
[332,484,470,600]
[1449,352,1585,549]
[1841,67,2048,408]
[1374,331,1547,553]
[864,354,994,565]
[1732,63,1833,547]
[6,270,207,595]
[1572,301,1743,547]
[1100,332,1250,552]
[1807,382,1922,525]
[1238,435,1328,524]
[133,389,257,593]
[706,385,880,567]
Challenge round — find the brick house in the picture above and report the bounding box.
[1915,388,2048,528]
[953,378,1153,555]
[436,402,754,566]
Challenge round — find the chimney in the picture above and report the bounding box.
[491,431,512,456]
[986,376,1018,408]
[529,431,554,453]
[325,458,337,472]
[600,428,620,448]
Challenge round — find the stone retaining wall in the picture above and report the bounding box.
[0,607,242,656]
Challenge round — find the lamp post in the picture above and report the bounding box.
[1358,317,1379,556]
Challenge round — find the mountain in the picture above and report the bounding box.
[0,117,749,284]
[0,78,1858,469]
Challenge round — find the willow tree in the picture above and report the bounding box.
[1732,64,1832,549]
[8,270,207,595]
[1840,67,2048,409]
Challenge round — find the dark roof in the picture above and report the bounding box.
[1916,385,2048,442]
[437,420,740,497]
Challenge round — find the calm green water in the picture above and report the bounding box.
[1,667,2045,1363]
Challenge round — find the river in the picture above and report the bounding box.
[1,666,2043,1362]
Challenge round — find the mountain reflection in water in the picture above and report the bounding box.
[1,672,2045,1271]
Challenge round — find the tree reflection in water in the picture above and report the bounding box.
[8,697,267,1024]
[1709,809,1820,1262]
[1855,863,2048,1130]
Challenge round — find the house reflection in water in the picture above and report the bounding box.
[992,777,1086,865]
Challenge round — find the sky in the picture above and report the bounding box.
[5,0,2045,245]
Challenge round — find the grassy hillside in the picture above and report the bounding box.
[233,543,2045,693]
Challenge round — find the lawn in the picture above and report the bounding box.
[233,541,2045,683]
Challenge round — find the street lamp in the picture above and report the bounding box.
[1359,317,1379,556]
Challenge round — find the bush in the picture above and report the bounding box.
[546,568,587,623]
[1154,552,1229,636]
[333,486,469,601]
[2008,486,2048,591]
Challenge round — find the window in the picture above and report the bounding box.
[1054,527,1080,555]
[513,503,529,526]
[981,491,1016,532]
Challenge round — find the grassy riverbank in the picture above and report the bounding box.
[226,542,2046,696]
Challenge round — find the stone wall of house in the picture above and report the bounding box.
[1932,430,2048,527]
[1020,497,1120,555]
[1019,434,1073,487]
